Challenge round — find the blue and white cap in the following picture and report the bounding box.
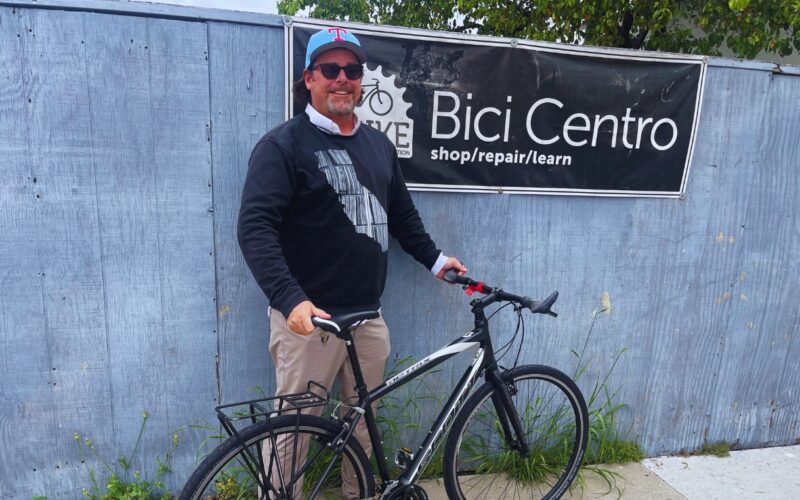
[305,27,367,69]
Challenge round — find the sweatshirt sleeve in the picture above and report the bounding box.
[386,150,441,270]
[237,139,308,317]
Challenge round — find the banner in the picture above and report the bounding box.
[288,20,706,197]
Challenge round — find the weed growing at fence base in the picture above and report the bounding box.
[74,411,179,499]
[695,440,731,457]
[568,307,645,496]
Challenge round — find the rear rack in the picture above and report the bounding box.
[215,381,330,440]
[209,382,332,494]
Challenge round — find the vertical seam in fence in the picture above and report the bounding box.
[206,21,223,406]
[146,17,170,434]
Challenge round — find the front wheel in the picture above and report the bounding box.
[180,414,375,500]
[443,365,588,499]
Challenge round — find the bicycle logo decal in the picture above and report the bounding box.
[362,79,393,116]
[358,65,414,159]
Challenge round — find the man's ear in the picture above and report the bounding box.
[303,69,312,90]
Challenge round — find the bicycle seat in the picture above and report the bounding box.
[312,310,379,334]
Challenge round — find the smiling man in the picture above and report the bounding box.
[237,27,465,498]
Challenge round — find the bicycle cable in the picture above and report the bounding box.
[486,302,515,360]
[511,306,526,369]
[492,303,524,366]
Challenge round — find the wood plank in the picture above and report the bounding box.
[208,22,283,405]
[81,9,217,493]
[708,70,800,448]
[0,6,113,495]
[0,0,284,27]
[630,67,772,453]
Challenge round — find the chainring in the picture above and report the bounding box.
[383,483,428,500]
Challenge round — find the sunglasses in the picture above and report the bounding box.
[310,63,364,80]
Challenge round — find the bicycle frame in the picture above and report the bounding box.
[339,302,525,495]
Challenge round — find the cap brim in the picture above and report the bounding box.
[308,42,367,67]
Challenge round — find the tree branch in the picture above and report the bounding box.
[634,28,649,49]
[619,10,634,47]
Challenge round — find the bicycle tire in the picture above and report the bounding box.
[180,414,375,500]
[443,365,588,499]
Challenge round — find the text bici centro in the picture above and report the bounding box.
[429,91,680,167]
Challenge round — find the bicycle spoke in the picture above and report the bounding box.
[180,416,374,500]
[445,367,587,499]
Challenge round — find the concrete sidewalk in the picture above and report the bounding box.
[417,462,682,499]
[416,444,800,499]
[642,444,800,500]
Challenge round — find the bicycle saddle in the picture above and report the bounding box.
[312,310,379,334]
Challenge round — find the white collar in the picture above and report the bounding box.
[305,104,360,136]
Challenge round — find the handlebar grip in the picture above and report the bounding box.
[530,291,559,316]
[519,296,536,309]
[443,268,470,285]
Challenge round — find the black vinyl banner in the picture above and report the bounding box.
[289,22,705,197]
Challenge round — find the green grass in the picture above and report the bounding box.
[697,441,731,457]
[564,308,645,496]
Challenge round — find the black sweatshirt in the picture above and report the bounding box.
[238,113,440,318]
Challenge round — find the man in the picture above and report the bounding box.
[237,27,465,497]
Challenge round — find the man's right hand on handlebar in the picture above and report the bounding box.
[287,300,331,336]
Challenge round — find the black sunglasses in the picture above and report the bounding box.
[310,63,364,80]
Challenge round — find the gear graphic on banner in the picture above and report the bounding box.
[358,65,414,159]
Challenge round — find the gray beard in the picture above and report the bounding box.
[326,96,356,116]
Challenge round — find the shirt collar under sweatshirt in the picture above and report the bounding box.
[305,103,361,136]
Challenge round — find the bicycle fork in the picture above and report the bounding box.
[487,369,532,458]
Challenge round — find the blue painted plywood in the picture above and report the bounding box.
[1,5,217,495]
[0,6,113,495]
[80,10,217,491]
[706,69,800,448]
[207,21,284,407]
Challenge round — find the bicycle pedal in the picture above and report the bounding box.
[394,447,414,468]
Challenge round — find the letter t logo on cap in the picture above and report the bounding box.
[327,27,347,41]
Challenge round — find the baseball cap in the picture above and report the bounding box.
[305,27,367,69]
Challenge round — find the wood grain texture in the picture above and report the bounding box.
[1,6,217,496]
[207,22,285,406]
[0,6,113,496]
[80,10,217,491]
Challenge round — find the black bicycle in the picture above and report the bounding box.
[180,270,588,499]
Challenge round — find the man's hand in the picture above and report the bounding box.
[287,300,331,335]
[436,257,468,281]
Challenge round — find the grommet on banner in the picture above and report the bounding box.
[510,39,519,48]
[282,15,293,26]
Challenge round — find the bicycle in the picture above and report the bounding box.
[180,270,588,499]
[361,78,393,116]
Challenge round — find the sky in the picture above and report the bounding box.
[130,0,279,14]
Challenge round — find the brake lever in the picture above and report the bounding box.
[529,291,559,317]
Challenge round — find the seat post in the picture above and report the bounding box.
[342,330,371,401]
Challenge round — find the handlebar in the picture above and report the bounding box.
[443,269,558,317]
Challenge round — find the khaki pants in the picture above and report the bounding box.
[265,309,390,499]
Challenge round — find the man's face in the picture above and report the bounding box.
[304,48,362,119]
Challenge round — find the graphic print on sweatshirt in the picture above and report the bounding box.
[315,149,389,251]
